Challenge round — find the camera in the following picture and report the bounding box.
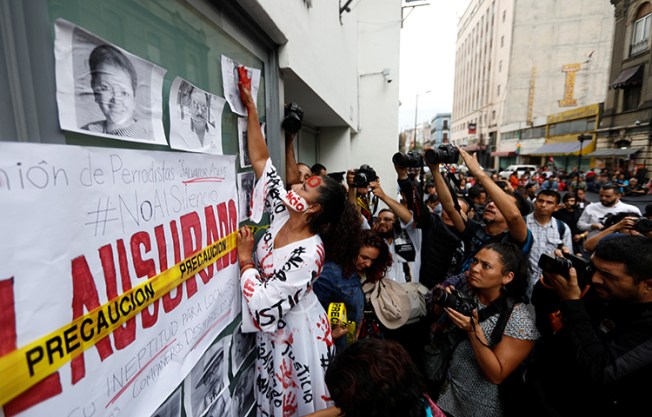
[432,287,477,317]
[424,144,460,165]
[633,218,652,234]
[392,151,424,168]
[352,164,378,188]
[281,102,304,134]
[538,252,595,288]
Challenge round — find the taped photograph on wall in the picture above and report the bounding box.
[54,18,167,145]
[169,77,226,154]
[183,339,229,417]
[221,55,261,117]
[231,364,255,417]
[237,171,255,223]
[151,388,182,417]
[229,321,255,377]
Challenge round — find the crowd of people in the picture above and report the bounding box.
[235,80,651,417]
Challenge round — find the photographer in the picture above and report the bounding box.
[429,146,533,277]
[525,236,652,417]
[394,152,467,288]
[346,164,378,225]
[583,212,652,253]
[432,243,539,416]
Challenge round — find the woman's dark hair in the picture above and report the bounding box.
[325,338,426,417]
[314,175,363,263]
[89,44,138,94]
[355,230,392,282]
[482,242,527,301]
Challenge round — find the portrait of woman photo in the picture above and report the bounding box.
[80,44,152,138]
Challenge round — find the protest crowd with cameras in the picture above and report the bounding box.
[237,85,652,417]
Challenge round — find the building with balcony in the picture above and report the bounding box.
[597,0,652,176]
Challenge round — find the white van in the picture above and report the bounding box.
[498,164,538,180]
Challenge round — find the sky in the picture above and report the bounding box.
[398,0,471,133]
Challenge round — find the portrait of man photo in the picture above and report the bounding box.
[231,365,255,417]
[230,322,256,376]
[151,388,182,417]
[169,77,225,154]
[237,172,256,223]
[185,341,227,417]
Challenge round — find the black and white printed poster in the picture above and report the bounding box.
[54,19,167,144]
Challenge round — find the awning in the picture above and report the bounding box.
[525,140,594,156]
[462,144,487,152]
[490,151,516,157]
[586,147,642,158]
[610,65,643,89]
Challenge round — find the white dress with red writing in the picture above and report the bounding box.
[240,159,334,417]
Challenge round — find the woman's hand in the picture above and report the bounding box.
[237,69,255,112]
[237,226,255,263]
[330,318,348,340]
[445,307,477,333]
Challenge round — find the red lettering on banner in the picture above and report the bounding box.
[161,220,184,312]
[131,231,159,328]
[0,198,238,412]
[71,253,115,384]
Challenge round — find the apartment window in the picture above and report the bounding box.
[497,85,501,96]
[502,10,506,22]
[501,35,504,47]
[499,60,503,72]
[443,120,448,129]
[624,85,642,110]
[443,133,448,143]
[631,3,652,56]
[492,110,496,120]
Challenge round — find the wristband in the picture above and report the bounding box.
[239,259,255,268]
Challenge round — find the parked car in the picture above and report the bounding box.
[498,164,538,180]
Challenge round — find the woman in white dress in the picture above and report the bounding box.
[236,79,360,417]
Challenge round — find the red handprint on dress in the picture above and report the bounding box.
[276,358,298,389]
[315,314,334,348]
[243,277,256,300]
[282,391,298,417]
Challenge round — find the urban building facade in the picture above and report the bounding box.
[429,112,451,146]
[452,0,614,171]
[597,0,652,176]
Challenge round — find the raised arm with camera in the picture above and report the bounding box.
[459,148,528,244]
[428,155,467,233]
[369,178,412,225]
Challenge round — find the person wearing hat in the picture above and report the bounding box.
[194,349,225,413]
[432,242,539,417]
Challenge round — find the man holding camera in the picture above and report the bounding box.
[577,184,640,238]
[430,146,533,277]
[526,235,652,417]
[525,190,573,299]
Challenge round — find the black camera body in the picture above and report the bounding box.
[392,151,424,168]
[432,287,477,317]
[634,217,652,234]
[352,164,378,188]
[424,144,460,165]
[281,102,304,134]
[538,252,595,288]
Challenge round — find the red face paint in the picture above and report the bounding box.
[306,176,322,188]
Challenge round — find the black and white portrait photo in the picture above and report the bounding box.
[230,322,256,376]
[150,388,182,417]
[237,172,255,223]
[238,117,251,168]
[202,391,231,417]
[169,77,225,154]
[184,340,228,417]
[54,18,167,145]
[231,364,255,417]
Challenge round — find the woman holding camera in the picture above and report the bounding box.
[433,242,539,417]
[236,79,361,416]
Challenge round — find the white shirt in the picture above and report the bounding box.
[577,200,641,237]
[385,215,422,284]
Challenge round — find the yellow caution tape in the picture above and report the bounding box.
[0,231,237,407]
[327,302,357,345]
